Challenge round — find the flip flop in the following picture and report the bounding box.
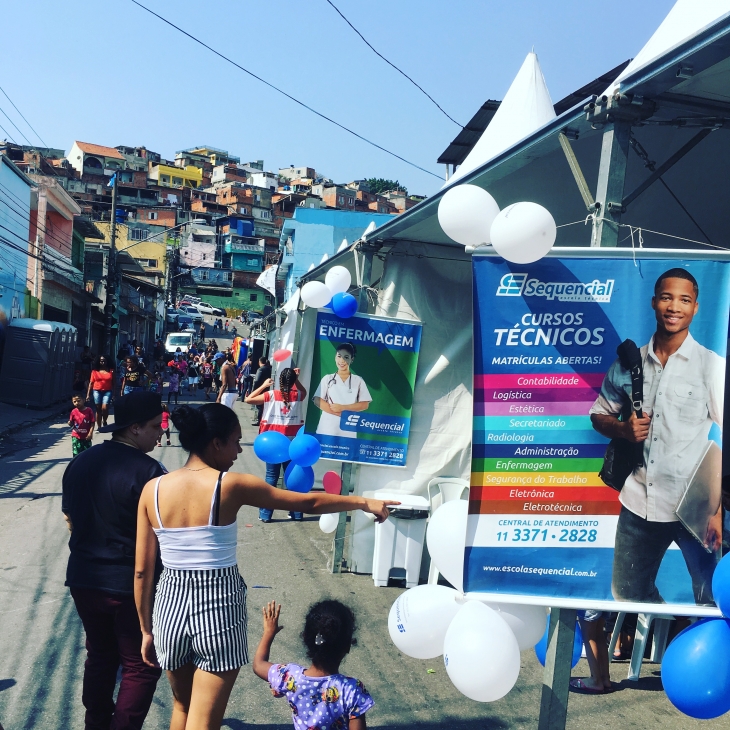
[569,678,606,694]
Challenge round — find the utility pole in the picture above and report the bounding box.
[102,174,118,356]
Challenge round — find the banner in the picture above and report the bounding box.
[466,252,730,612]
[304,311,422,466]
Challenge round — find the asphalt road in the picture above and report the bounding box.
[0,331,726,728]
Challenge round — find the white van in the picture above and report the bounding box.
[165,331,194,357]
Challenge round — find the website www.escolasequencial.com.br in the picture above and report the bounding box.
[483,565,597,577]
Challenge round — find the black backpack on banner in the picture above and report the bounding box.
[598,339,644,492]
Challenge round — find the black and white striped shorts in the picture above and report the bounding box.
[153,566,248,672]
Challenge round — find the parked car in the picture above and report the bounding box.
[178,305,204,323]
[165,331,194,357]
[166,307,180,325]
[196,302,216,315]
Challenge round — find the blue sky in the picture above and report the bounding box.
[2,0,675,196]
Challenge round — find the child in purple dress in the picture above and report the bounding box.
[253,600,374,729]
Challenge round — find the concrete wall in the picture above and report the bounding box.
[280,208,395,300]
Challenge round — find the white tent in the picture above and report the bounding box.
[606,0,730,92]
[446,52,556,187]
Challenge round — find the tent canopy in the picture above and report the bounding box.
[347,9,730,257]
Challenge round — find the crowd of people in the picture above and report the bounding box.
[71,337,268,458]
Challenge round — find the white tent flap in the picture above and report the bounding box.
[446,52,556,186]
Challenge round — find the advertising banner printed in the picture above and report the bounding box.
[305,311,422,467]
[466,252,730,611]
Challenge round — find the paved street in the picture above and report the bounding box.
[0,344,727,729]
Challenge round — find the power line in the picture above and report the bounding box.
[0,85,49,149]
[0,119,16,143]
[128,0,442,180]
[322,0,463,128]
[0,185,74,255]
[0,103,33,147]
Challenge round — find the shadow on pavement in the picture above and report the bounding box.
[0,680,15,692]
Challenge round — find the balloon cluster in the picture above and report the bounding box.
[253,429,321,494]
[252,430,346,534]
[388,499,547,702]
[437,184,557,264]
[661,554,730,719]
[300,266,358,318]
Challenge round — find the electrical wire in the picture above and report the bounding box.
[0,84,49,149]
[0,119,16,144]
[128,0,442,180]
[0,187,74,256]
[322,0,463,128]
[0,103,33,147]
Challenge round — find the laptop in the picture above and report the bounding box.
[674,440,723,554]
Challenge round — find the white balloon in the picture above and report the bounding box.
[319,513,339,533]
[437,184,500,247]
[387,585,461,659]
[490,201,556,264]
[325,266,352,295]
[443,601,521,702]
[485,602,547,651]
[301,281,332,309]
[426,500,468,592]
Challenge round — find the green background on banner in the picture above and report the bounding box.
[305,330,419,435]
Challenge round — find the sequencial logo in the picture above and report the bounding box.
[496,273,528,296]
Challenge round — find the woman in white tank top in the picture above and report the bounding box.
[134,403,397,730]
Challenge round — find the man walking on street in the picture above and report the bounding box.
[216,350,238,409]
[62,392,165,730]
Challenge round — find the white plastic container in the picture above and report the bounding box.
[372,491,430,588]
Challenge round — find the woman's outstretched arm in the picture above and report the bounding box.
[229,473,398,522]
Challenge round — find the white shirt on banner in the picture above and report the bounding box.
[590,333,724,522]
[313,373,372,439]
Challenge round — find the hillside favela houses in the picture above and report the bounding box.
[0,137,421,364]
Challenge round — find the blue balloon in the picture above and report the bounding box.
[712,553,730,619]
[284,463,315,493]
[331,292,358,319]
[253,431,291,464]
[534,615,583,668]
[289,434,321,467]
[662,618,730,719]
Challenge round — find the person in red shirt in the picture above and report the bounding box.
[245,367,307,522]
[69,395,95,457]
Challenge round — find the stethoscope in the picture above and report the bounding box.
[324,372,353,401]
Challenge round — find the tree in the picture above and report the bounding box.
[365,178,407,195]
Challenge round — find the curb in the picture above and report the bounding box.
[0,406,68,442]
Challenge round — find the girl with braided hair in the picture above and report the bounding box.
[245,367,307,522]
[253,599,374,729]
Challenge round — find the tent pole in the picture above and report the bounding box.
[331,246,375,573]
[538,608,577,730]
[593,119,631,247]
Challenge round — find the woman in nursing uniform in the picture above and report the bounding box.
[313,343,372,439]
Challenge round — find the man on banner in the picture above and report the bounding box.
[590,268,724,605]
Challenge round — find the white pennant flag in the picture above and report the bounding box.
[256,265,278,298]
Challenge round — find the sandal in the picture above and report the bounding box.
[569,678,606,694]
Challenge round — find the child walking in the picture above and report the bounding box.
[68,395,95,457]
[167,368,180,405]
[253,600,374,729]
[156,403,171,447]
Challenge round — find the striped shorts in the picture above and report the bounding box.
[153,566,248,672]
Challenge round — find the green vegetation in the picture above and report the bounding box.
[366,178,406,195]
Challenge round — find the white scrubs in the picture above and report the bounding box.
[314,372,372,438]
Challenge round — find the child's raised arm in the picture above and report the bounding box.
[252,601,283,680]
